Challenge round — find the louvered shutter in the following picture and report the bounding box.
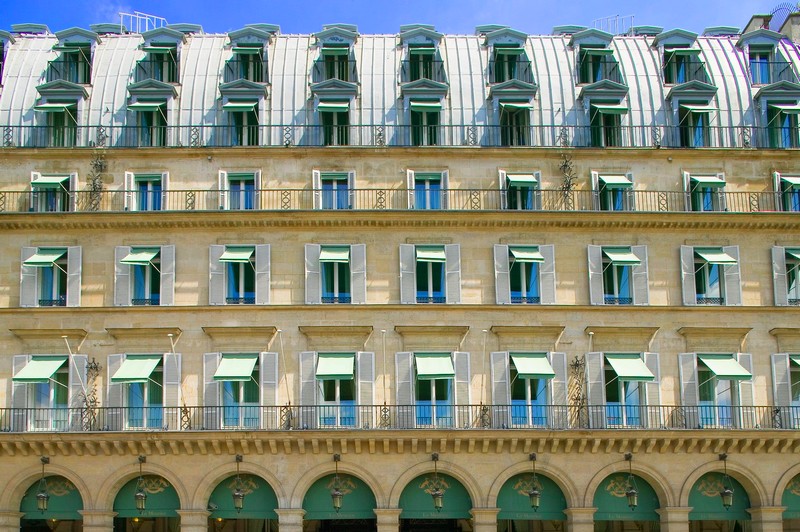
[12,355,30,431]
[680,246,696,305]
[772,353,792,428]
[590,171,601,210]
[491,351,510,428]
[539,244,557,305]
[115,246,132,306]
[643,352,661,428]
[549,352,568,429]
[255,244,271,305]
[347,171,356,209]
[631,245,649,305]
[679,353,699,428]
[406,170,415,208]
[445,244,461,304]
[723,246,742,306]
[299,351,318,429]
[218,170,228,209]
[304,244,321,304]
[20,247,38,307]
[350,244,367,304]
[498,170,508,210]
[585,352,606,428]
[253,170,262,209]
[773,246,788,306]
[395,352,415,428]
[203,352,221,429]
[312,170,322,209]
[494,245,510,304]
[208,245,225,305]
[260,352,279,429]
[160,245,175,306]
[69,354,88,431]
[399,244,416,304]
[124,172,135,210]
[160,172,169,209]
[106,354,125,431]
[163,352,181,409]
[357,351,375,427]
[441,170,449,209]
[66,246,81,307]
[587,245,604,305]
[453,351,471,427]
[737,353,754,428]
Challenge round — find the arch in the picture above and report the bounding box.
[113,475,180,518]
[773,463,800,506]
[687,473,750,521]
[496,472,567,521]
[2,463,92,512]
[778,472,800,519]
[303,473,377,521]
[388,459,482,509]
[192,461,288,510]
[19,475,84,520]
[207,474,279,520]
[487,460,580,509]
[290,460,387,508]
[679,460,766,509]
[592,473,660,521]
[398,472,472,520]
[584,460,674,508]
[96,461,188,513]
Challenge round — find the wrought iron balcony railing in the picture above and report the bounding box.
[662,59,710,85]
[45,59,92,84]
[223,58,267,84]
[750,61,799,85]
[399,59,448,84]
[0,404,795,433]
[134,58,178,83]
[487,58,535,84]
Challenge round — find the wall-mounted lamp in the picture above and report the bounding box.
[232,455,245,513]
[36,456,50,513]
[719,453,734,510]
[527,453,541,511]
[134,455,147,512]
[331,454,343,513]
[430,453,444,512]
[624,453,638,511]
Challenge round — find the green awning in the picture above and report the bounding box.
[219,246,255,263]
[12,356,68,383]
[410,100,442,112]
[781,175,800,188]
[315,353,355,380]
[506,173,537,186]
[23,249,66,267]
[790,355,800,366]
[605,354,654,381]
[415,353,455,380]
[222,101,258,111]
[509,246,544,263]
[231,47,263,55]
[142,46,175,53]
[31,174,69,189]
[769,103,800,114]
[120,248,160,265]
[680,103,717,112]
[602,247,641,265]
[495,47,525,55]
[319,246,350,263]
[698,355,751,380]
[318,101,350,112]
[416,246,446,263]
[511,353,555,379]
[321,172,348,181]
[409,47,436,55]
[599,174,632,188]
[500,102,534,110]
[33,103,76,112]
[128,101,166,112]
[786,249,800,261]
[592,103,628,115]
[690,175,725,187]
[214,354,258,382]
[582,48,615,56]
[694,249,736,264]
[668,48,702,56]
[134,174,163,182]
[321,46,350,56]
[111,354,162,383]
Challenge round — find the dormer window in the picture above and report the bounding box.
[48,44,91,84]
[321,44,351,81]
[491,45,530,83]
[663,48,708,85]
[578,47,620,84]
[137,43,178,83]
[226,44,266,83]
[750,46,773,85]
[767,102,800,148]
[407,44,436,82]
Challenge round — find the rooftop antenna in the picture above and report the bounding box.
[119,11,168,34]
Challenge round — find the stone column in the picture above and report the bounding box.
[749,506,786,532]
[177,509,210,532]
[657,506,692,532]
[79,510,116,532]
[0,511,23,532]
[471,507,500,532]
[374,508,402,532]
[565,507,597,532]
[276,508,305,532]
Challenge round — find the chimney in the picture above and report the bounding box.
[780,12,800,42]
[743,14,773,33]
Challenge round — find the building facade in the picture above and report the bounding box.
[2,12,800,532]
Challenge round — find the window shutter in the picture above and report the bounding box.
[106,354,125,431]
[643,352,661,428]
[736,353,754,428]
[68,354,88,430]
[625,172,635,210]
[208,245,225,305]
[773,246,789,306]
[453,350,471,405]
[357,351,375,423]
[160,245,175,306]
[491,351,510,428]
[312,170,322,209]
[255,244,271,305]
[161,172,169,209]
[20,247,38,307]
[406,169,415,208]
[350,244,367,304]
[253,170,262,209]
[679,353,699,429]
[773,171,783,211]
[30,171,41,211]
[587,245,604,305]
[68,172,78,212]
[218,170,228,209]
[532,171,543,210]
[124,172,135,210]
[163,352,181,410]
[682,171,692,212]
[115,246,132,306]
[66,246,81,307]
[399,244,416,304]
[549,352,568,417]
[498,170,508,210]
[304,244,321,304]
[716,173,727,211]
[299,351,318,429]
[441,170,449,209]
[631,245,649,305]
[722,245,742,306]
[395,352,415,428]
[772,353,791,407]
[539,244,557,305]
[12,355,30,432]
[493,244,511,304]
[347,170,356,209]
[585,352,606,428]
[680,246,696,306]
[203,352,221,430]
[445,244,461,304]
[590,171,601,210]
[260,352,279,429]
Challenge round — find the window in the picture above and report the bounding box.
[499,171,540,210]
[578,48,619,84]
[771,354,800,428]
[321,45,351,81]
[492,45,526,83]
[223,102,260,147]
[11,355,88,432]
[589,104,626,147]
[226,45,265,82]
[395,352,470,429]
[409,100,441,146]
[107,354,180,430]
[35,104,78,147]
[20,246,81,307]
[124,172,168,211]
[407,44,435,81]
[767,103,800,148]
[399,244,461,304]
[663,49,707,84]
[771,246,800,306]
[138,44,178,83]
[318,101,350,146]
[592,172,633,211]
[203,353,278,430]
[774,172,800,212]
[585,352,658,428]
[749,46,772,85]
[313,170,354,209]
[304,244,366,304]
[48,45,91,84]
[218,170,261,210]
[679,353,752,429]
[209,244,270,305]
[299,351,373,429]
[678,104,711,147]
[680,246,741,306]
[499,102,531,146]
[130,103,167,147]
[684,173,726,212]
[406,170,448,209]
[114,245,175,306]
[588,245,648,305]
[493,244,556,305]
[29,172,76,212]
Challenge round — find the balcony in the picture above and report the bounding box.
[223,57,267,84]
[578,58,624,85]
[311,58,358,83]
[45,58,91,84]
[134,58,178,83]
[663,59,711,85]
[487,58,534,84]
[399,59,447,84]
[0,187,786,214]
[0,404,794,433]
[750,61,799,85]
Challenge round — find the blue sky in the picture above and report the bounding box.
[0,0,785,35]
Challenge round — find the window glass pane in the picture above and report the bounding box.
[603,263,615,297]
[510,368,526,400]
[617,265,630,299]
[53,371,69,407]
[340,378,355,401]
[791,367,800,403]
[431,262,444,297]
[434,378,451,401]
[707,264,721,298]
[416,379,432,401]
[322,379,336,401]
[338,262,351,297]
[243,369,259,403]
[604,367,620,402]
[698,367,714,402]
[149,368,163,405]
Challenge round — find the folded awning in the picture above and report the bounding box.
[599,174,632,189]
[33,103,76,112]
[214,354,258,382]
[219,246,255,263]
[583,48,615,56]
[680,103,717,112]
[415,353,455,380]
[690,175,725,187]
[409,47,436,55]
[231,47,263,55]
[12,356,68,383]
[410,100,442,112]
[316,353,355,380]
[500,101,534,110]
[128,101,166,112]
[319,246,351,263]
[781,175,800,188]
[698,355,751,380]
[416,246,446,263]
[509,246,544,263]
[605,354,654,381]
[24,249,66,267]
[668,48,702,56]
[222,101,258,111]
[602,247,640,265]
[321,46,350,56]
[791,355,800,367]
[111,354,162,383]
[32,175,70,189]
[506,174,537,186]
[592,103,628,115]
[317,101,350,113]
[694,248,737,264]
[511,353,555,379]
[495,47,525,55]
[142,46,176,53]
[120,248,160,265]
[786,248,800,261]
[768,103,800,114]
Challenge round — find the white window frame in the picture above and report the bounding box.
[218,170,261,210]
[773,246,800,306]
[498,170,541,210]
[406,169,449,209]
[679,352,753,429]
[29,171,78,212]
[114,245,175,307]
[208,244,270,305]
[123,172,169,211]
[299,351,374,429]
[493,244,556,305]
[20,246,81,308]
[588,245,649,306]
[680,245,741,306]
[399,244,461,304]
[304,244,366,304]
[585,352,661,429]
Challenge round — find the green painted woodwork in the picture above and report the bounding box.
[782,474,800,518]
[399,473,472,519]
[593,474,659,521]
[208,474,278,519]
[688,473,750,521]
[20,475,83,520]
[113,476,180,518]
[303,474,376,520]
[497,473,566,520]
